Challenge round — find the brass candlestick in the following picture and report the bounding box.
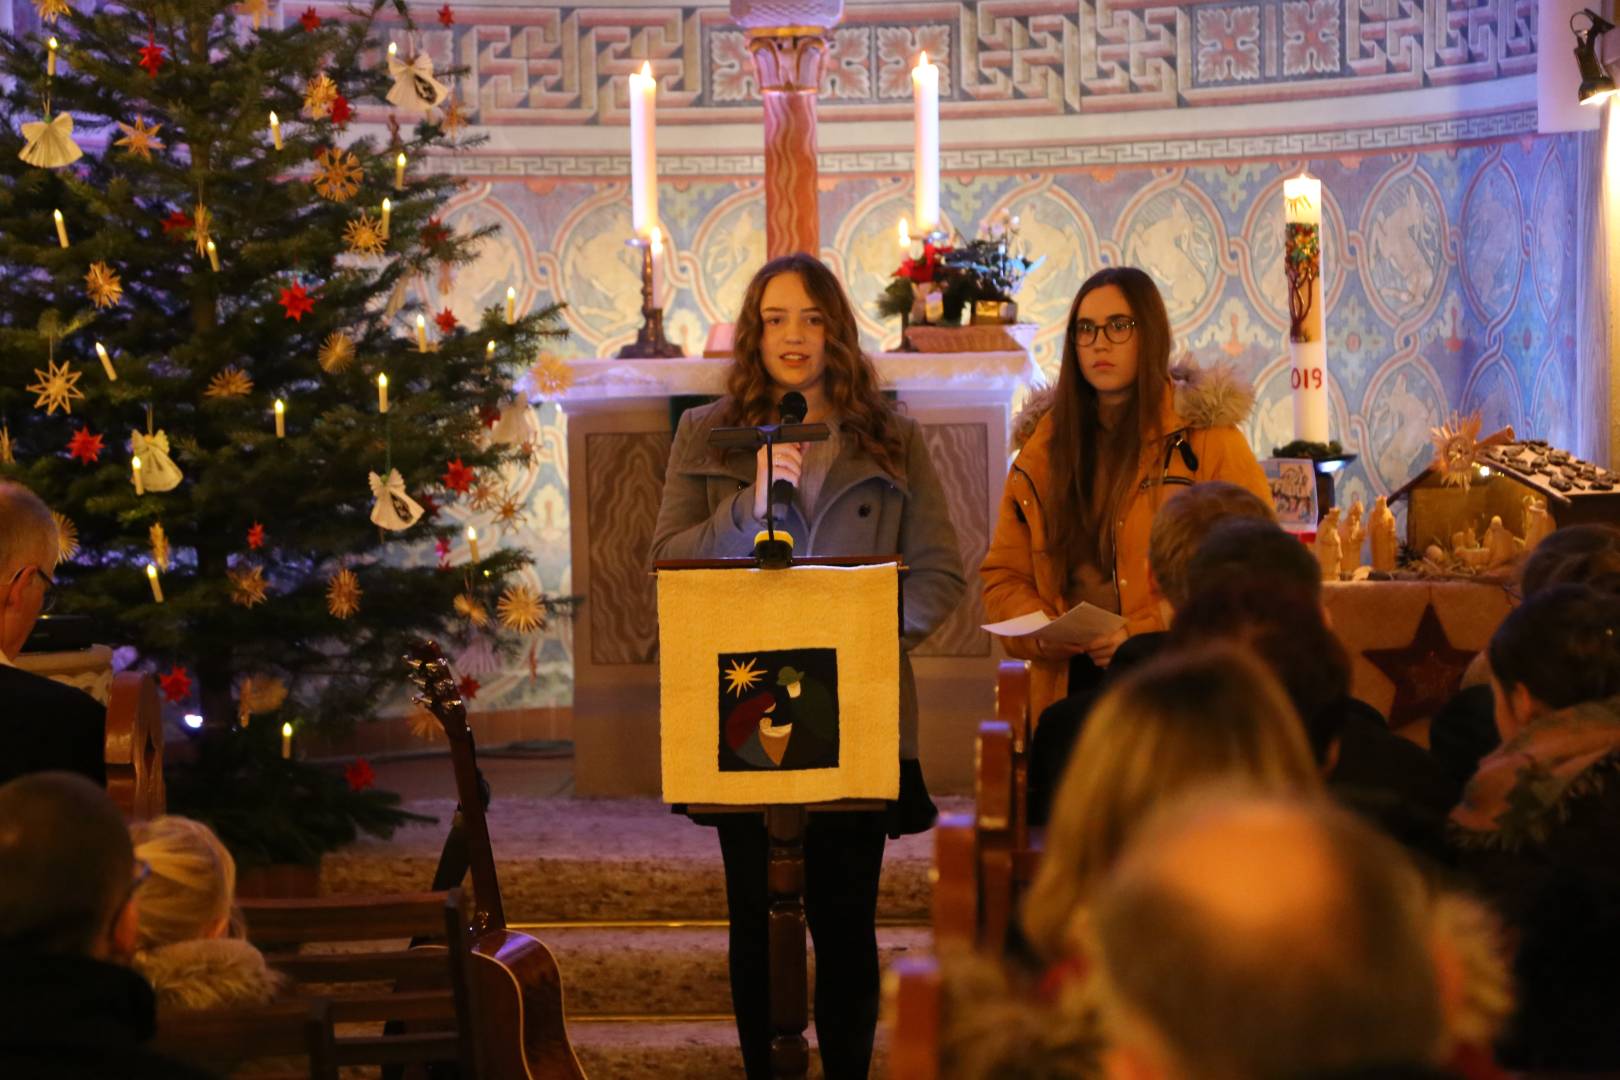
[616,236,683,359]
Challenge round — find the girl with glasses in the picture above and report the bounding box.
[981,266,1273,726]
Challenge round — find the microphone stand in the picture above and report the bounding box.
[708,419,830,570]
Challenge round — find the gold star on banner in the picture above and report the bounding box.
[192,204,212,258]
[317,330,355,373]
[53,511,78,562]
[33,0,70,22]
[327,568,361,618]
[343,211,385,255]
[724,657,764,697]
[0,423,13,464]
[115,117,163,161]
[454,591,489,627]
[228,564,268,607]
[204,366,254,398]
[313,147,362,202]
[85,262,123,308]
[497,584,545,634]
[303,73,337,120]
[529,353,575,397]
[149,523,170,571]
[28,358,84,415]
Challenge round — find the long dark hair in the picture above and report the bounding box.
[1046,266,1172,575]
[1489,583,1620,709]
[721,253,904,477]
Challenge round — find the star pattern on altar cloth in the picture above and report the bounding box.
[1361,603,1477,729]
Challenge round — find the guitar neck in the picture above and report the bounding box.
[447,728,507,931]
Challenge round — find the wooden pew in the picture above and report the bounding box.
[153,997,338,1079]
[931,812,978,947]
[884,955,942,1080]
[106,670,164,819]
[239,889,484,1076]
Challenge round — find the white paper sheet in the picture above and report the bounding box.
[981,603,1127,646]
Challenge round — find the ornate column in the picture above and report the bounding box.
[735,1,841,258]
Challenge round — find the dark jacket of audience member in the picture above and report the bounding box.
[0,773,214,1080]
[0,665,106,788]
[1172,575,1461,865]
[1450,584,1620,1070]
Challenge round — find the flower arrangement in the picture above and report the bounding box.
[877,210,1043,326]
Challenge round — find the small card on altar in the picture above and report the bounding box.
[982,603,1126,646]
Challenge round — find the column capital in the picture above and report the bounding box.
[746,28,828,93]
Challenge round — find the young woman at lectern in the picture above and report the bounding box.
[650,253,965,1080]
[981,266,1272,725]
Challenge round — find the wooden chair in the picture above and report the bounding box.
[106,670,164,819]
[152,997,338,1079]
[239,889,484,1076]
[884,955,942,1080]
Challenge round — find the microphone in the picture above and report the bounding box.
[770,392,807,508]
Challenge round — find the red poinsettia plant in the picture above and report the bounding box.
[895,241,950,286]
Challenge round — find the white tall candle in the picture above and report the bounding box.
[1283,174,1329,443]
[912,52,940,235]
[629,61,659,237]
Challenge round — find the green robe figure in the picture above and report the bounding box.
[776,665,838,770]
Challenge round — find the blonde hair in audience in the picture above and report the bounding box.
[1021,643,1321,960]
[130,815,240,950]
[0,480,59,576]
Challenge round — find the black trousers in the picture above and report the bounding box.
[716,811,888,1080]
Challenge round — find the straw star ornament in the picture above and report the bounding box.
[85,262,123,307]
[313,147,362,202]
[343,212,385,256]
[228,564,268,607]
[115,117,163,161]
[205,366,254,398]
[28,358,84,415]
[497,584,545,633]
[327,569,362,618]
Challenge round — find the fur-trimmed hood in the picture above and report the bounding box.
[1010,361,1257,451]
[131,937,283,1012]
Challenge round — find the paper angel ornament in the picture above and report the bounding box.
[489,401,536,447]
[20,112,84,168]
[130,429,183,492]
[386,51,449,115]
[369,468,425,531]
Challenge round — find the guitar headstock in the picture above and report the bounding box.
[403,638,469,740]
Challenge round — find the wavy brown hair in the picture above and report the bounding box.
[1047,266,1172,575]
[721,253,904,477]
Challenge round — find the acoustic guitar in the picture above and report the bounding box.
[404,639,587,1080]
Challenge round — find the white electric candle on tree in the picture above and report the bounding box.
[205,239,220,272]
[95,342,116,381]
[467,525,480,563]
[273,398,285,438]
[269,110,282,150]
[146,562,163,603]
[47,37,57,77]
[1283,173,1329,444]
[131,455,144,495]
[912,52,940,235]
[415,313,429,352]
[377,373,389,413]
[628,61,659,237]
[505,285,516,324]
[379,198,391,239]
[53,209,68,248]
[394,151,407,190]
[281,721,293,759]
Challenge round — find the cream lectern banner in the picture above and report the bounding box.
[658,563,901,805]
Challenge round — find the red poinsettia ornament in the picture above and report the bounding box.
[344,758,375,791]
[159,665,192,703]
[330,95,352,127]
[66,427,103,464]
[434,308,458,335]
[161,210,193,237]
[298,6,321,29]
[441,457,474,493]
[246,522,265,550]
[278,282,315,321]
[458,675,480,701]
[437,3,454,25]
[137,32,165,77]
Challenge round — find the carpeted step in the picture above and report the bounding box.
[541,923,933,1017]
[321,796,965,923]
[570,1019,889,1080]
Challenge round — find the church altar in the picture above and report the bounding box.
[560,350,1040,796]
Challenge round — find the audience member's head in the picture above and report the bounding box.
[1185,516,1322,604]
[131,816,240,952]
[0,480,60,659]
[1518,523,1620,599]
[1022,644,1321,959]
[1487,582,1620,741]
[0,772,142,960]
[1090,794,1443,1080]
[1148,482,1276,611]
[1171,578,1352,766]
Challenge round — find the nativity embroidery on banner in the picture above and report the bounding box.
[717,648,840,772]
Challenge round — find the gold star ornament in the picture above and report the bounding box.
[327,568,362,618]
[28,358,84,415]
[497,584,546,633]
[149,523,170,571]
[343,210,385,255]
[85,261,123,308]
[454,591,489,626]
[0,423,13,464]
[192,204,212,258]
[317,331,355,373]
[313,147,362,202]
[33,0,71,23]
[53,511,79,562]
[529,353,575,397]
[303,73,338,120]
[115,117,163,161]
[228,564,268,607]
[205,366,254,398]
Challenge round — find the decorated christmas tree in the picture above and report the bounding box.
[0,0,566,853]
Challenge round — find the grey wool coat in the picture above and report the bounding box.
[649,398,967,757]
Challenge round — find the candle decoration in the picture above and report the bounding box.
[377,372,388,413]
[1283,173,1329,443]
[53,208,68,248]
[615,233,682,358]
[132,455,144,495]
[415,313,428,352]
[911,52,940,236]
[505,284,516,324]
[47,36,57,77]
[649,226,664,301]
[146,561,163,603]
[269,110,282,150]
[485,339,495,359]
[629,61,658,236]
[394,151,406,190]
[95,341,117,381]
[205,239,220,272]
[467,525,480,562]
[274,397,285,438]
[281,721,293,759]
[379,197,391,239]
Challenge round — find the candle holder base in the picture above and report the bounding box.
[616,308,685,359]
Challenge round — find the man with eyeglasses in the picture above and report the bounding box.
[0,481,106,788]
[0,772,214,1079]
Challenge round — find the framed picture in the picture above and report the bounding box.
[1264,458,1319,533]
